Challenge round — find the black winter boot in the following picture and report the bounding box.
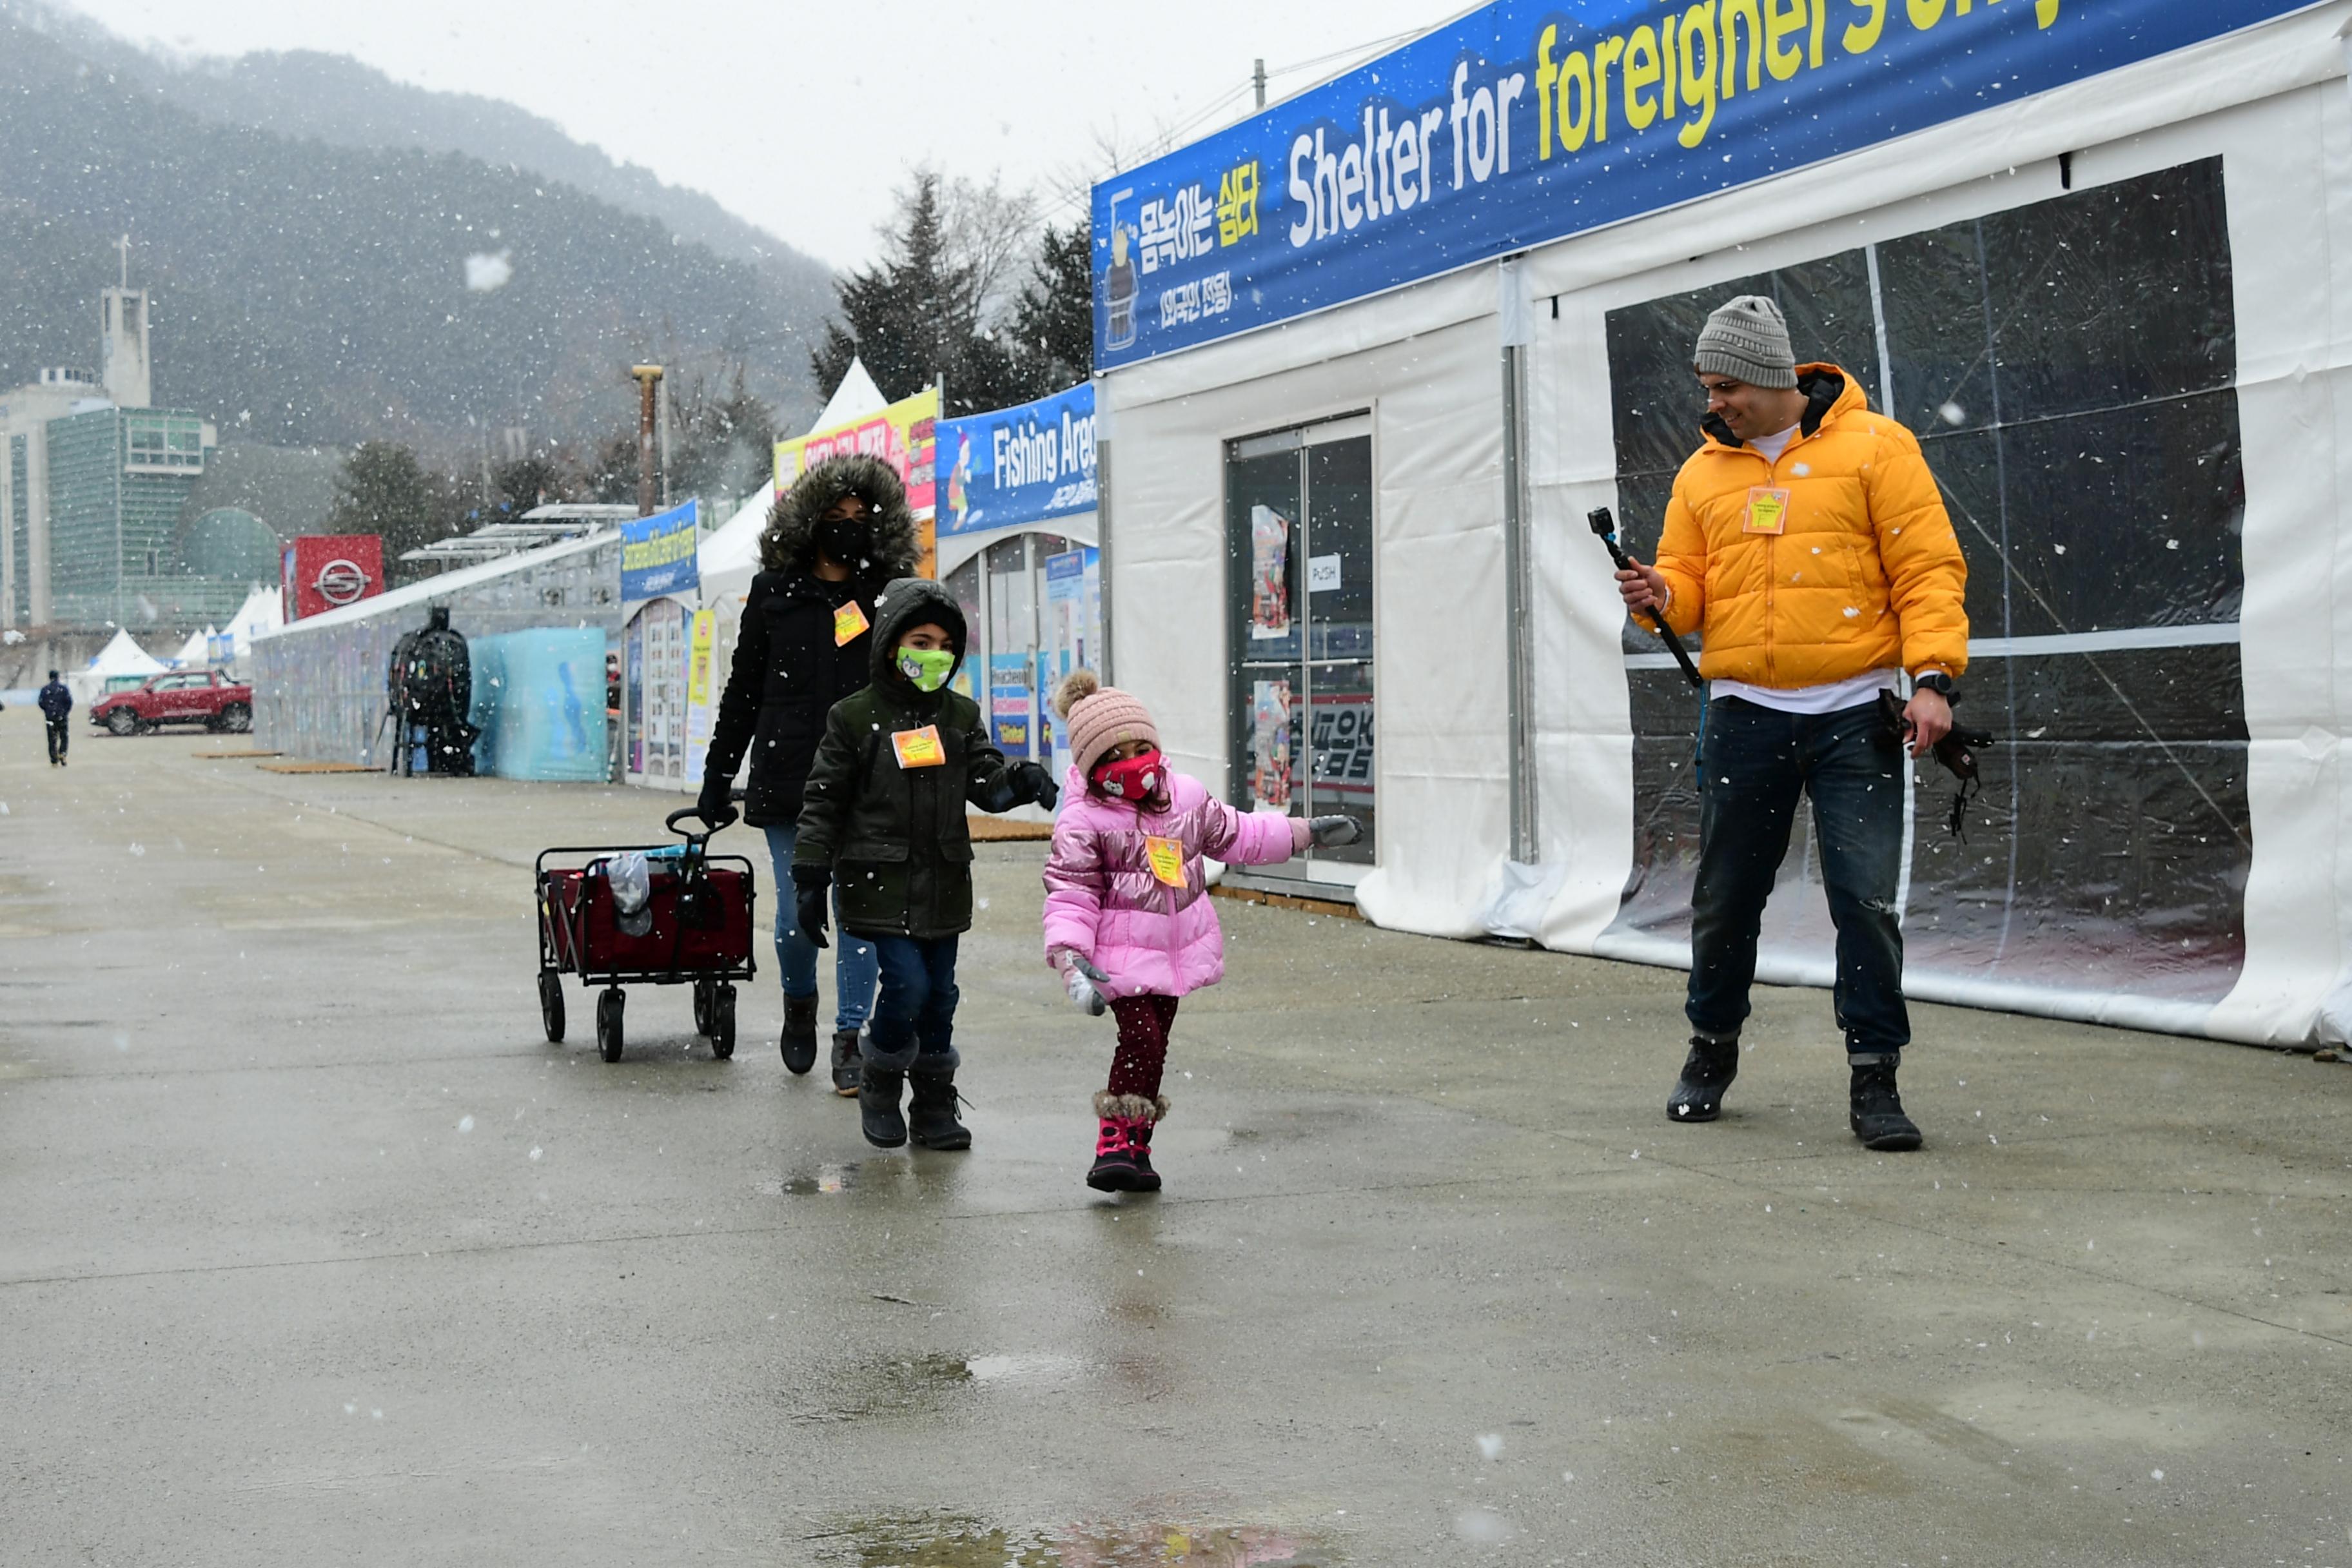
[858,1037,915,1148]
[1848,1056,1922,1151]
[906,1052,970,1151]
[829,1029,863,1097]
[779,994,819,1074]
[1667,1034,1741,1122]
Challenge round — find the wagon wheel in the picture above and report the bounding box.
[596,987,625,1063]
[710,985,736,1060]
[538,970,565,1043]
[692,976,714,1037]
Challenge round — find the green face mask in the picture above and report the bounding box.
[896,644,955,692]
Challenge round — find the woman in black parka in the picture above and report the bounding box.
[699,454,919,1092]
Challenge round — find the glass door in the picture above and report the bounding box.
[1226,415,1375,885]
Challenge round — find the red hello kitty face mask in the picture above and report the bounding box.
[1092,748,1165,801]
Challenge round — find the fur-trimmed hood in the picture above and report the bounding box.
[758,453,921,579]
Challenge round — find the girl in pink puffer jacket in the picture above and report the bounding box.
[1041,671,1359,1193]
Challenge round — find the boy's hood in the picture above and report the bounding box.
[870,576,968,688]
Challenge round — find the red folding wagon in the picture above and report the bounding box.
[535,808,757,1062]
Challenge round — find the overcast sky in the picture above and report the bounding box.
[64,0,1456,270]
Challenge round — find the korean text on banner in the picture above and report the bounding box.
[1090,0,2313,368]
[620,500,700,603]
[776,387,941,574]
[938,382,1097,537]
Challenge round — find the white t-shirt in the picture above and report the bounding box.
[1703,424,1898,714]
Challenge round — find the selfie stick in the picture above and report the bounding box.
[1589,507,1702,688]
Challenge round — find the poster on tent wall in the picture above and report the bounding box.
[775,387,940,577]
[620,500,700,603]
[1043,547,1101,782]
[683,608,718,786]
[628,598,689,787]
[937,383,1097,538]
[988,653,1034,760]
[625,616,644,773]
[1090,0,2314,368]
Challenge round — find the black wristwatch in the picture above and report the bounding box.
[1913,671,1957,703]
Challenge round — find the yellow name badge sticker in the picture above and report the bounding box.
[1144,836,1188,888]
[1744,486,1792,536]
[890,725,946,769]
[832,600,870,646]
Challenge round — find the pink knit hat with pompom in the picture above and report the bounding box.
[1054,669,1159,778]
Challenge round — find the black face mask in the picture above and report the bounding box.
[814,508,872,567]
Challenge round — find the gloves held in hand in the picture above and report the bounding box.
[1014,760,1059,811]
[1054,950,1110,1017]
[1308,814,1362,848]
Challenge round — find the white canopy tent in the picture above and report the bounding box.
[222,584,284,661]
[70,628,168,702]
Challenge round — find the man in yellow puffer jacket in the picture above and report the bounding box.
[1617,294,1968,1153]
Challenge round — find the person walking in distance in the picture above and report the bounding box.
[1614,295,1969,1152]
[38,670,72,767]
[699,455,916,1090]
[1041,671,1360,1191]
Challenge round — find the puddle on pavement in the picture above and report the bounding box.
[812,1513,1335,1567]
[763,1161,861,1196]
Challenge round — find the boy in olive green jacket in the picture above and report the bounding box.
[792,576,1057,1150]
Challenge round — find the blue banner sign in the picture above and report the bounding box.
[620,499,700,602]
[937,382,1097,536]
[1092,0,2312,368]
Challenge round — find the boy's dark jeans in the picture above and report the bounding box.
[1686,696,1909,1058]
[863,934,960,1065]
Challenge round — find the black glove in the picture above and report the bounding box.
[792,868,831,950]
[1014,759,1059,810]
[1308,814,1362,848]
[695,769,739,830]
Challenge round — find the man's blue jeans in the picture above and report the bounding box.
[863,934,960,1066]
[1686,696,1910,1057]
[762,825,876,1032]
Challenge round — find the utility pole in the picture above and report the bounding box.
[629,365,663,517]
[656,373,674,511]
[1253,59,1267,110]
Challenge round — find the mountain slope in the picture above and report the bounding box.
[0,8,825,453]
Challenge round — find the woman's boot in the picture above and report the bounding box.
[779,994,819,1074]
[906,1050,970,1150]
[1667,1033,1740,1122]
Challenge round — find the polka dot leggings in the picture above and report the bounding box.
[1107,994,1180,1100]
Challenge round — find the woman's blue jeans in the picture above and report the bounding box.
[763,825,877,1032]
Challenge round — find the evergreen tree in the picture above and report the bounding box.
[325,442,446,564]
[1006,222,1093,395]
[810,172,974,405]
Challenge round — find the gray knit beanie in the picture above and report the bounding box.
[1693,295,1798,390]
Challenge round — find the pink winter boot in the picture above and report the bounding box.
[1086,1093,1161,1193]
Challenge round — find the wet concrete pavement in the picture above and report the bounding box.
[3,728,2349,1566]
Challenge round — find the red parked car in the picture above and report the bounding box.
[90,670,253,735]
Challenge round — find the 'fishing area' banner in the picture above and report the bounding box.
[620,499,699,603]
[937,382,1098,538]
[1090,0,2317,368]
